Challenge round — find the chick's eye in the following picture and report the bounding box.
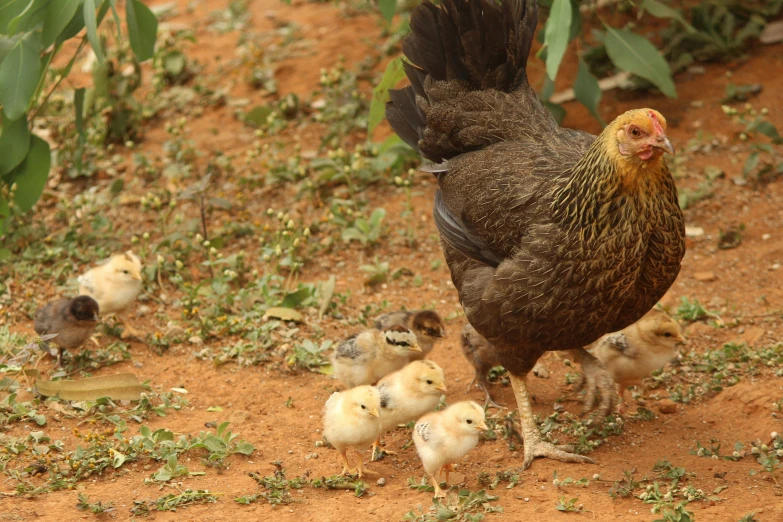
[466,419,473,424]
[361,404,366,409]
[663,332,672,337]
[122,270,129,274]
[426,380,433,385]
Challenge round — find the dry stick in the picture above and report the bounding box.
[200,193,215,279]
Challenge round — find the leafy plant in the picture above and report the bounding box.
[191,421,255,464]
[342,208,387,246]
[0,0,159,232]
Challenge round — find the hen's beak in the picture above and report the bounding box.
[369,408,380,417]
[476,421,489,432]
[409,344,422,352]
[435,384,448,393]
[654,135,675,156]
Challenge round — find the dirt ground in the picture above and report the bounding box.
[2,0,783,520]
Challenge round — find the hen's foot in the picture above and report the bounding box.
[508,372,597,470]
[568,348,617,417]
[521,438,594,470]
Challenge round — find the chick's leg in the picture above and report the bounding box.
[338,450,353,476]
[568,348,617,417]
[118,313,142,340]
[356,452,364,478]
[616,383,628,416]
[509,373,595,470]
[428,474,446,498]
[440,463,452,484]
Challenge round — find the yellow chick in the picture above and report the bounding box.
[589,310,685,415]
[374,310,446,361]
[331,325,422,388]
[78,251,143,339]
[413,401,488,498]
[372,360,447,460]
[323,385,381,478]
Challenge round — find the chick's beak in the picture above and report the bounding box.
[435,384,448,393]
[409,344,422,352]
[476,421,489,432]
[675,334,686,343]
[654,134,675,156]
[370,408,380,418]
[438,329,446,338]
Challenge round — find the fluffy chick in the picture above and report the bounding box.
[323,385,381,477]
[589,310,685,414]
[332,325,422,388]
[413,401,488,498]
[78,251,142,339]
[372,360,447,460]
[375,310,446,360]
[34,296,100,365]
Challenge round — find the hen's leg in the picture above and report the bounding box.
[509,373,595,470]
[568,348,617,417]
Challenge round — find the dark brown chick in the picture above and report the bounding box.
[387,0,685,470]
[460,323,501,408]
[34,296,100,365]
[374,310,446,360]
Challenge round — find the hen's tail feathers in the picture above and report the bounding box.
[385,0,538,158]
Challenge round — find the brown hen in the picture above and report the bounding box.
[386,0,685,469]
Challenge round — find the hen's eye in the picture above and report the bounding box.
[663,332,672,337]
[466,419,473,424]
[361,404,366,409]
[630,126,642,138]
[426,380,433,385]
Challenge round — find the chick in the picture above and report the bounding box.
[323,385,381,478]
[589,310,685,415]
[78,251,142,339]
[331,325,422,388]
[460,323,502,408]
[413,401,488,498]
[372,360,447,460]
[374,310,446,361]
[34,296,100,365]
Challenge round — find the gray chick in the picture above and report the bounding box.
[374,310,446,361]
[34,296,100,366]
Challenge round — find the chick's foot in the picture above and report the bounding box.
[568,348,617,417]
[509,373,595,470]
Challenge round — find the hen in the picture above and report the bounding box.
[386,0,685,469]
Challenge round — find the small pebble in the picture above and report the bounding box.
[376,478,386,486]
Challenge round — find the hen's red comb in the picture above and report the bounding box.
[648,110,665,135]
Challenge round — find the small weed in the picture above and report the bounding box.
[360,258,390,287]
[609,469,640,499]
[342,208,387,247]
[403,488,502,521]
[154,489,220,511]
[477,469,521,490]
[286,340,333,373]
[555,495,582,512]
[245,461,307,505]
[311,474,368,497]
[76,493,115,514]
[675,297,715,322]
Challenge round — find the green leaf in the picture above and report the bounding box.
[743,152,759,176]
[83,0,103,65]
[235,442,255,455]
[370,57,406,135]
[0,116,30,175]
[56,3,85,43]
[604,26,677,98]
[543,0,572,81]
[42,0,82,47]
[641,0,696,33]
[10,130,47,210]
[748,120,782,143]
[0,0,30,33]
[378,0,396,23]
[281,287,312,308]
[0,35,41,120]
[7,0,49,35]
[573,59,605,126]
[126,0,157,62]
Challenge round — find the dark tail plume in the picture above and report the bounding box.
[385,0,538,159]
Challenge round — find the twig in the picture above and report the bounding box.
[29,36,89,123]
